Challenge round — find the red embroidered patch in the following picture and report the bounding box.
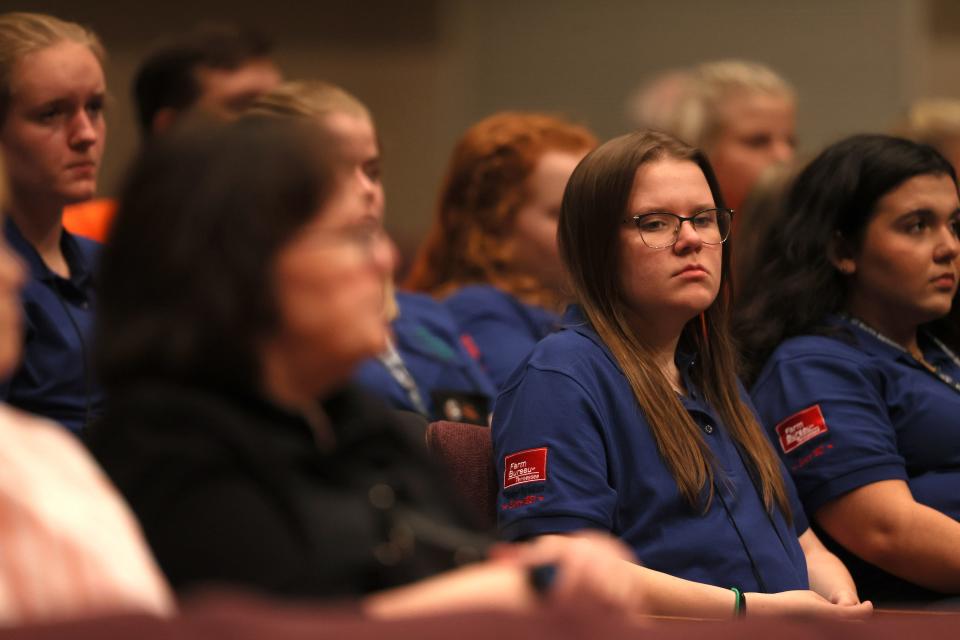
[775,405,829,454]
[503,447,548,489]
[460,333,481,361]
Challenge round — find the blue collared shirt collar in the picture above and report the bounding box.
[4,217,92,286]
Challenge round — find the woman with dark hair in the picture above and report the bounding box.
[0,12,107,432]
[739,134,960,604]
[493,130,871,618]
[86,117,654,617]
[405,112,596,390]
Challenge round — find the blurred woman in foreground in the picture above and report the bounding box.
[87,117,651,618]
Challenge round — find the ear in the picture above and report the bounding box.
[828,231,857,276]
[150,108,179,135]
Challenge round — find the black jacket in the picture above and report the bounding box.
[87,383,488,599]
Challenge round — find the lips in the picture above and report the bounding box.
[65,159,96,170]
[674,263,709,277]
[931,272,957,288]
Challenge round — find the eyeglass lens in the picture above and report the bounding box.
[634,209,731,248]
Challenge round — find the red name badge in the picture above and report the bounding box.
[503,447,548,489]
[775,405,829,454]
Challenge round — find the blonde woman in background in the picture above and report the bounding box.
[897,99,960,173]
[0,12,107,432]
[629,60,796,215]
[248,82,496,424]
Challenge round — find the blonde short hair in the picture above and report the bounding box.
[630,59,794,151]
[897,99,960,152]
[246,80,370,122]
[0,12,105,123]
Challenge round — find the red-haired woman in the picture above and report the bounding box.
[405,112,596,389]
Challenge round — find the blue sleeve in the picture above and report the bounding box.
[492,365,617,540]
[909,471,960,521]
[447,298,541,391]
[751,352,907,515]
[741,386,809,535]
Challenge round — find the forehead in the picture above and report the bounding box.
[717,91,795,131]
[8,41,105,104]
[526,149,585,196]
[629,157,715,211]
[195,59,281,103]
[874,172,960,215]
[321,112,378,160]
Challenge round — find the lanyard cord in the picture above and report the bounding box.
[839,314,960,395]
[378,338,429,417]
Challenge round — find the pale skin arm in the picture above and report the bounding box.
[815,479,960,594]
[486,534,870,620]
[798,527,861,605]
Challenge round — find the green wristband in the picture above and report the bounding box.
[730,587,745,617]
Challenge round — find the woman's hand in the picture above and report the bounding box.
[747,590,872,618]
[490,531,647,615]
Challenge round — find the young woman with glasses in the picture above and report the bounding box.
[738,134,960,605]
[493,129,872,618]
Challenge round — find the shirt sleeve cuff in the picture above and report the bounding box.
[804,463,908,514]
[500,515,611,541]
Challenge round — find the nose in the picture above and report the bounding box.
[673,218,704,254]
[935,223,960,263]
[770,138,794,164]
[68,110,100,151]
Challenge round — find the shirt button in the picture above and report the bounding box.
[703,424,714,435]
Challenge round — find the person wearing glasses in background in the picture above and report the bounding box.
[493,130,872,618]
[738,135,960,605]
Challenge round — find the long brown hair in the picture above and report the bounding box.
[559,129,790,514]
[405,111,596,309]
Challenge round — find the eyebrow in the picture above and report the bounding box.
[630,204,716,216]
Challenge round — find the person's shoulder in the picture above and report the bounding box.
[753,331,876,392]
[445,284,511,308]
[765,331,868,366]
[523,326,609,375]
[396,290,457,328]
[66,230,103,264]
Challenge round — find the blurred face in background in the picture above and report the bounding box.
[507,149,588,295]
[194,58,282,119]
[268,171,395,397]
[0,40,106,210]
[707,91,795,212]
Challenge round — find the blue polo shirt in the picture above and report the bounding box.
[1,218,103,433]
[751,316,960,600]
[493,306,809,593]
[444,284,560,391]
[355,291,496,424]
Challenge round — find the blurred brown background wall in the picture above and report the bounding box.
[6,0,958,263]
